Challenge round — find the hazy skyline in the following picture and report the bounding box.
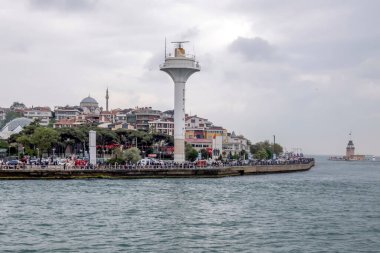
[1,0,379,155]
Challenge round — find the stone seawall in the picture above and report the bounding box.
[235,161,315,175]
[0,161,314,180]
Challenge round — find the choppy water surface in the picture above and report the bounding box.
[1,157,380,252]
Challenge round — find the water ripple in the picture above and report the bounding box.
[1,157,380,252]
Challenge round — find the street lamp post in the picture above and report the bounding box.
[273,135,276,160]
[52,148,56,164]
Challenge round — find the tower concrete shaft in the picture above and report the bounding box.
[160,43,200,162]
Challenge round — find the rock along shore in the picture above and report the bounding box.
[0,161,314,180]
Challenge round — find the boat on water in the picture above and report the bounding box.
[328,156,344,161]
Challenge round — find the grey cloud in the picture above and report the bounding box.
[180,27,200,40]
[229,37,277,62]
[29,0,97,11]
[356,58,380,80]
[284,37,380,72]
[1,0,380,155]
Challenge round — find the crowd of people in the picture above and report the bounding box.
[0,157,314,170]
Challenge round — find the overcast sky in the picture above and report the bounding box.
[1,0,379,155]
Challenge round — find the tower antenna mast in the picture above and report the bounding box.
[164,37,167,59]
[171,41,189,48]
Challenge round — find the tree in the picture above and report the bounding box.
[20,121,40,135]
[200,148,210,159]
[16,135,32,155]
[0,140,8,149]
[272,143,283,156]
[185,143,198,162]
[240,150,247,159]
[124,147,141,163]
[30,127,59,158]
[256,148,269,160]
[265,147,273,160]
[10,102,26,110]
[250,140,283,159]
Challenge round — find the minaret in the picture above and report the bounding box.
[105,88,109,112]
[160,41,200,162]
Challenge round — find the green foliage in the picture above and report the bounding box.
[10,123,173,159]
[113,148,124,159]
[240,150,247,159]
[107,157,126,165]
[256,148,269,160]
[265,148,273,160]
[16,135,31,147]
[0,140,8,149]
[273,143,283,156]
[21,121,40,135]
[185,143,198,162]
[124,147,141,163]
[10,102,26,110]
[250,140,283,159]
[200,148,210,159]
[30,127,59,156]
[47,118,56,128]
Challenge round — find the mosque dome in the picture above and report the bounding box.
[80,96,98,105]
[79,95,100,115]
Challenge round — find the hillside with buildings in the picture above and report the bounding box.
[0,89,250,159]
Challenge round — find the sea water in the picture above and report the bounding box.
[1,156,379,252]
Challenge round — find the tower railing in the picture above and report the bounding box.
[159,60,200,70]
[165,53,196,59]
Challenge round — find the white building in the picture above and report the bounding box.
[149,119,174,136]
[54,106,82,120]
[186,115,213,129]
[0,108,7,121]
[185,138,212,151]
[223,131,249,155]
[23,107,52,126]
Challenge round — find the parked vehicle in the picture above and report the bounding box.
[96,158,108,165]
[57,159,68,166]
[29,159,38,165]
[137,158,154,166]
[6,160,19,166]
[196,160,208,167]
[149,158,164,165]
[75,159,88,167]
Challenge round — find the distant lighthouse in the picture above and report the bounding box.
[160,41,200,162]
[346,139,355,158]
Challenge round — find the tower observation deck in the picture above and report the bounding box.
[160,41,200,162]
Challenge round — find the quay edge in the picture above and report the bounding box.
[0,161,314,180]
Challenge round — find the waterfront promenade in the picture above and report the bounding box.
[0,158,314,179]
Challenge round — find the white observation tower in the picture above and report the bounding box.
[160,41,200,162]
